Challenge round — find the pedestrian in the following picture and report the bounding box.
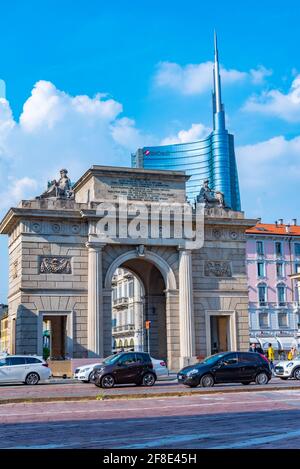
[249,343,256,352]
[287,346,297,360]
[267,343,275,371]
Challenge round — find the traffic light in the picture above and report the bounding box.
[145,320,151,330]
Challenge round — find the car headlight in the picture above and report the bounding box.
[187,369,199,376]
[287,362,294,368]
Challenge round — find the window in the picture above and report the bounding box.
[295,243,300,257]
[259,312,269,328]
[277,284,286,306]
[258,284,267,306]
[0,358,7,367]
[256,241,264,256]
[295,263,300,274]
[276,262,284,278]
[275,241,282,257]
[118,353,136,366]
[240,353,259,363]
[25,357,42,364]
[219,353,238,366]
[278,312,288,328]
[257,262,265,278]
[7,357,26,366]
[128,281,134,298]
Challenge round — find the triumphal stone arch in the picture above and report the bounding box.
[0,166,256,370]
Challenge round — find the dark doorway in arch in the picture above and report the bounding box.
[110,259,167,361]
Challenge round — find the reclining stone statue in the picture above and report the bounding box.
[196,179,225,208]
[40,169,74,199]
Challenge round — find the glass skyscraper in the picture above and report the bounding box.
[132,34,241,211]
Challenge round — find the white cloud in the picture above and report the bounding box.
[244,74,300,122]
[236,135,300,220]
[237,135,300,190]
[0,80,148,213]
[0,80,6,99]
[154,61,270,95]
[111,117,154,150]
[161,123,211,145]
[249,66,273,85]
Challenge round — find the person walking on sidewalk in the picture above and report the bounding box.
[287,346,297,360]
[267,343,275,372]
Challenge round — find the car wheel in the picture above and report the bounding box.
[100,374,115,388]
[25,372,40,385]
[200,374,214,387]
[255,372,269,385]
[142,373,156,386]
[241,381,251,385]
[293,368,300,380]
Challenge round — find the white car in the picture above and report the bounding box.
[74,356,169,382]
[74,363,102,382]
[151,357,169,378]
[274,355,300,380]
[0,355,51,385]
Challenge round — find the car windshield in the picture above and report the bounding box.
[200,353,227,365]
[103,354,122,365]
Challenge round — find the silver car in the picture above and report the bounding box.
[0,355,52,385]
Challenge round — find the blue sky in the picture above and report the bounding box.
[0,0,300,301]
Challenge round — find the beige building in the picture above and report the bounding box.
[0,304,9,353]
[112,268,144,353]
[0,165,255,370]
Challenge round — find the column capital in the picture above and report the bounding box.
[86,242,106,251]
[177,245,192,253]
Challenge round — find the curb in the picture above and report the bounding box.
[0,384,299,405]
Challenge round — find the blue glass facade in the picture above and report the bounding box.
[132,35,241,211]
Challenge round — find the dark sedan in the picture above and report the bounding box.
[177,351,271,387]
[90,351,157,388]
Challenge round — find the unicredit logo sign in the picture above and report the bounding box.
[143,150,170,156]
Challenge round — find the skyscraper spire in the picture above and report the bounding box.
[213,30,222,113]
[212,31,225,131]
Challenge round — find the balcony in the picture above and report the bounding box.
[123,272,133,280]
[113,297,129,309]
[112,324,135,335]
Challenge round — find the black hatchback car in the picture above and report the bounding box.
[90,352,157,388]
[177,351,272,387]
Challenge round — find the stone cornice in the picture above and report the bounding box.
[0,207,83,235]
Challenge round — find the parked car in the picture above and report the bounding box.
[151,357,168,377]
[75,356,168,383]
[177,351,271,388]
[0,355,51,385]
[274,355,300,380]
[90,351,157,388]
[74,363,102,382]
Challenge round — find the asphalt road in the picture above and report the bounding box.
[2,387,300,448]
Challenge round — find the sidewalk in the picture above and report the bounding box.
[0,377,300,405]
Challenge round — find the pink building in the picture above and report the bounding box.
[246,220,300,355]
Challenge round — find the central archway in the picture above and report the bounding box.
[104,249,178,368]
